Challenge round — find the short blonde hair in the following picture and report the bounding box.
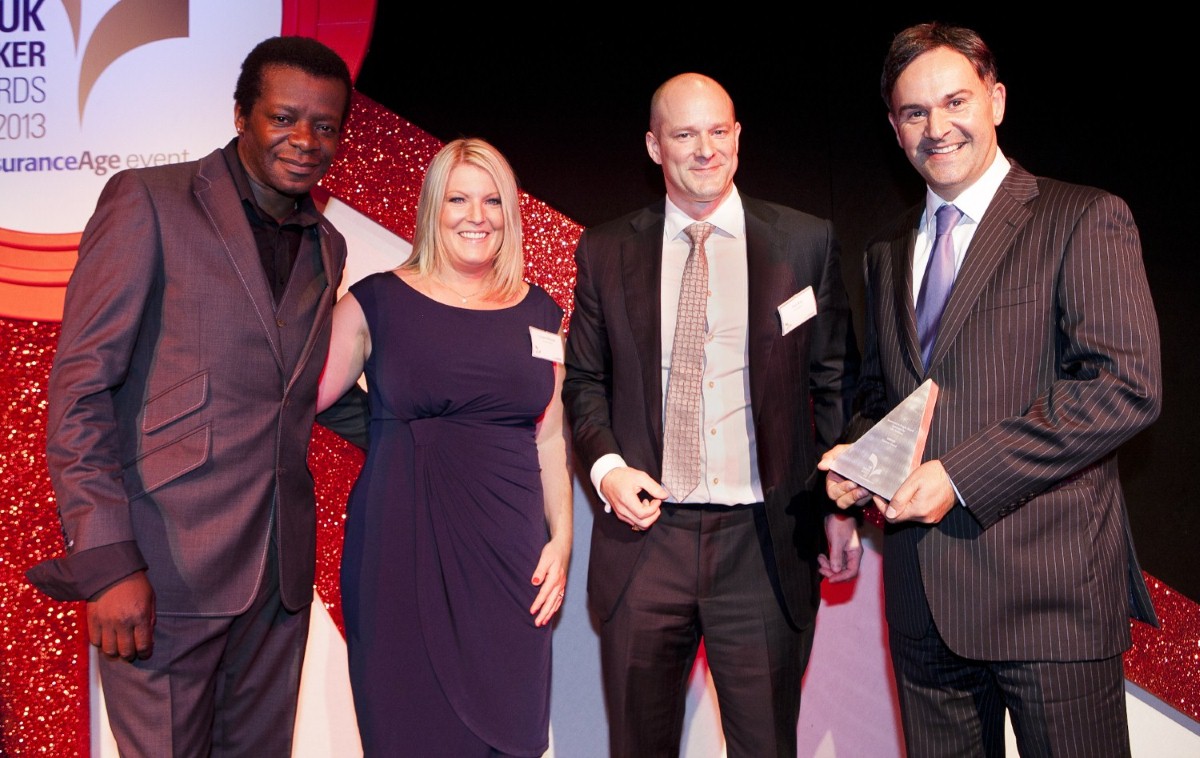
[401,137,525,301]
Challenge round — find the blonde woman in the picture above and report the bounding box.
[318,138,571,757]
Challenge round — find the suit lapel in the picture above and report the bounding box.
[744,200,791,420]
[621,207,667,445]
[929,164,1038,368]
[282,220,338,393]
[890,208,924,377]
[193,151,285,372]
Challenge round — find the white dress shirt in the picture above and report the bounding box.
[912,149,1011,507]
[912,149,1011,302]
[590,188,764,506]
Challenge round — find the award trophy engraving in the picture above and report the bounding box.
[829,379,938,500]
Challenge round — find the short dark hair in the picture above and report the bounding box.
[234,36,353,124]
[881,22,997,110]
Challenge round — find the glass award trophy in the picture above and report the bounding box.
[829,379,938,500]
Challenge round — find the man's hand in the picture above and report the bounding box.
[818,512,862,582]
[599,467,668,531]
[87,571,155,661]
[883,460,957,524]
[818,444,874,509]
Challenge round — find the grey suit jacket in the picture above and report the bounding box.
[563,194,858,629]
[849,161,1161,660]
[29,145,347,615]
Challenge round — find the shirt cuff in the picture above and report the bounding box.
[949,475,965,508]
[25,541,147,602]
[590,453,627,513]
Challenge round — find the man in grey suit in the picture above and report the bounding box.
[26,36,360,757]
[563,72,862,758]
[820,22,1161,757]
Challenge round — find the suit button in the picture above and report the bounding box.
[277,318,286,327]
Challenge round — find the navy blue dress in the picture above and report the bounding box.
[342,273,563,757]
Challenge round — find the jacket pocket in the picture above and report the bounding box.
[977,284,1037,312]
[142,371,208,433]
[126,424,211,499]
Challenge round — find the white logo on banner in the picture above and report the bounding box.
[0,0,279,233]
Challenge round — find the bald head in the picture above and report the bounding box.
[649,73,735,134]
[646,73,741,220]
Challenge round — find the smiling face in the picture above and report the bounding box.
[646,74,741,220]
[887,46,1006,201]
[234,64,347,220]
[438,163,505,275]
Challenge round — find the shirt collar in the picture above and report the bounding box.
[925,147,1011,227]
[222,138,321,228]
[664,186,745,242]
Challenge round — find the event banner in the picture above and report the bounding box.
[1,0,282,234]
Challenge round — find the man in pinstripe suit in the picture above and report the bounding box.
[819,22,1161,757]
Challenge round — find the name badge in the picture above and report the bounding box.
[529,326,564,363]
[777,286,817,335]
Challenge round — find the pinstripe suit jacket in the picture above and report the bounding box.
[848,161,1161,661]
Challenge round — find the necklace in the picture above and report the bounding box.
[434,274,486,304]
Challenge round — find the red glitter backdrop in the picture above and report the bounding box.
[1,96,1196,758]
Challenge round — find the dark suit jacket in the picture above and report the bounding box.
[563,195,858,629]
[848,161,1161,660]
[29,145,347,615]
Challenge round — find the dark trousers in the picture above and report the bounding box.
[600,502,814,758]
[97,539,310,758]
[890,623,1131,758]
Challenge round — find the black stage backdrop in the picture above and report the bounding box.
[353,12,1196,601]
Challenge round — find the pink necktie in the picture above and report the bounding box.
[916,204,962,368]
[661,222,713,500]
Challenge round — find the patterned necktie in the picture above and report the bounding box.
[915,204,963,368]
[661,221,713,500]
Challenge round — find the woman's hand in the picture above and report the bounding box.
[529,536,571,627]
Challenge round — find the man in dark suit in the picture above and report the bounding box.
[26,37,362,757]
[563,72,861,758]
[820,23,1161,757]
